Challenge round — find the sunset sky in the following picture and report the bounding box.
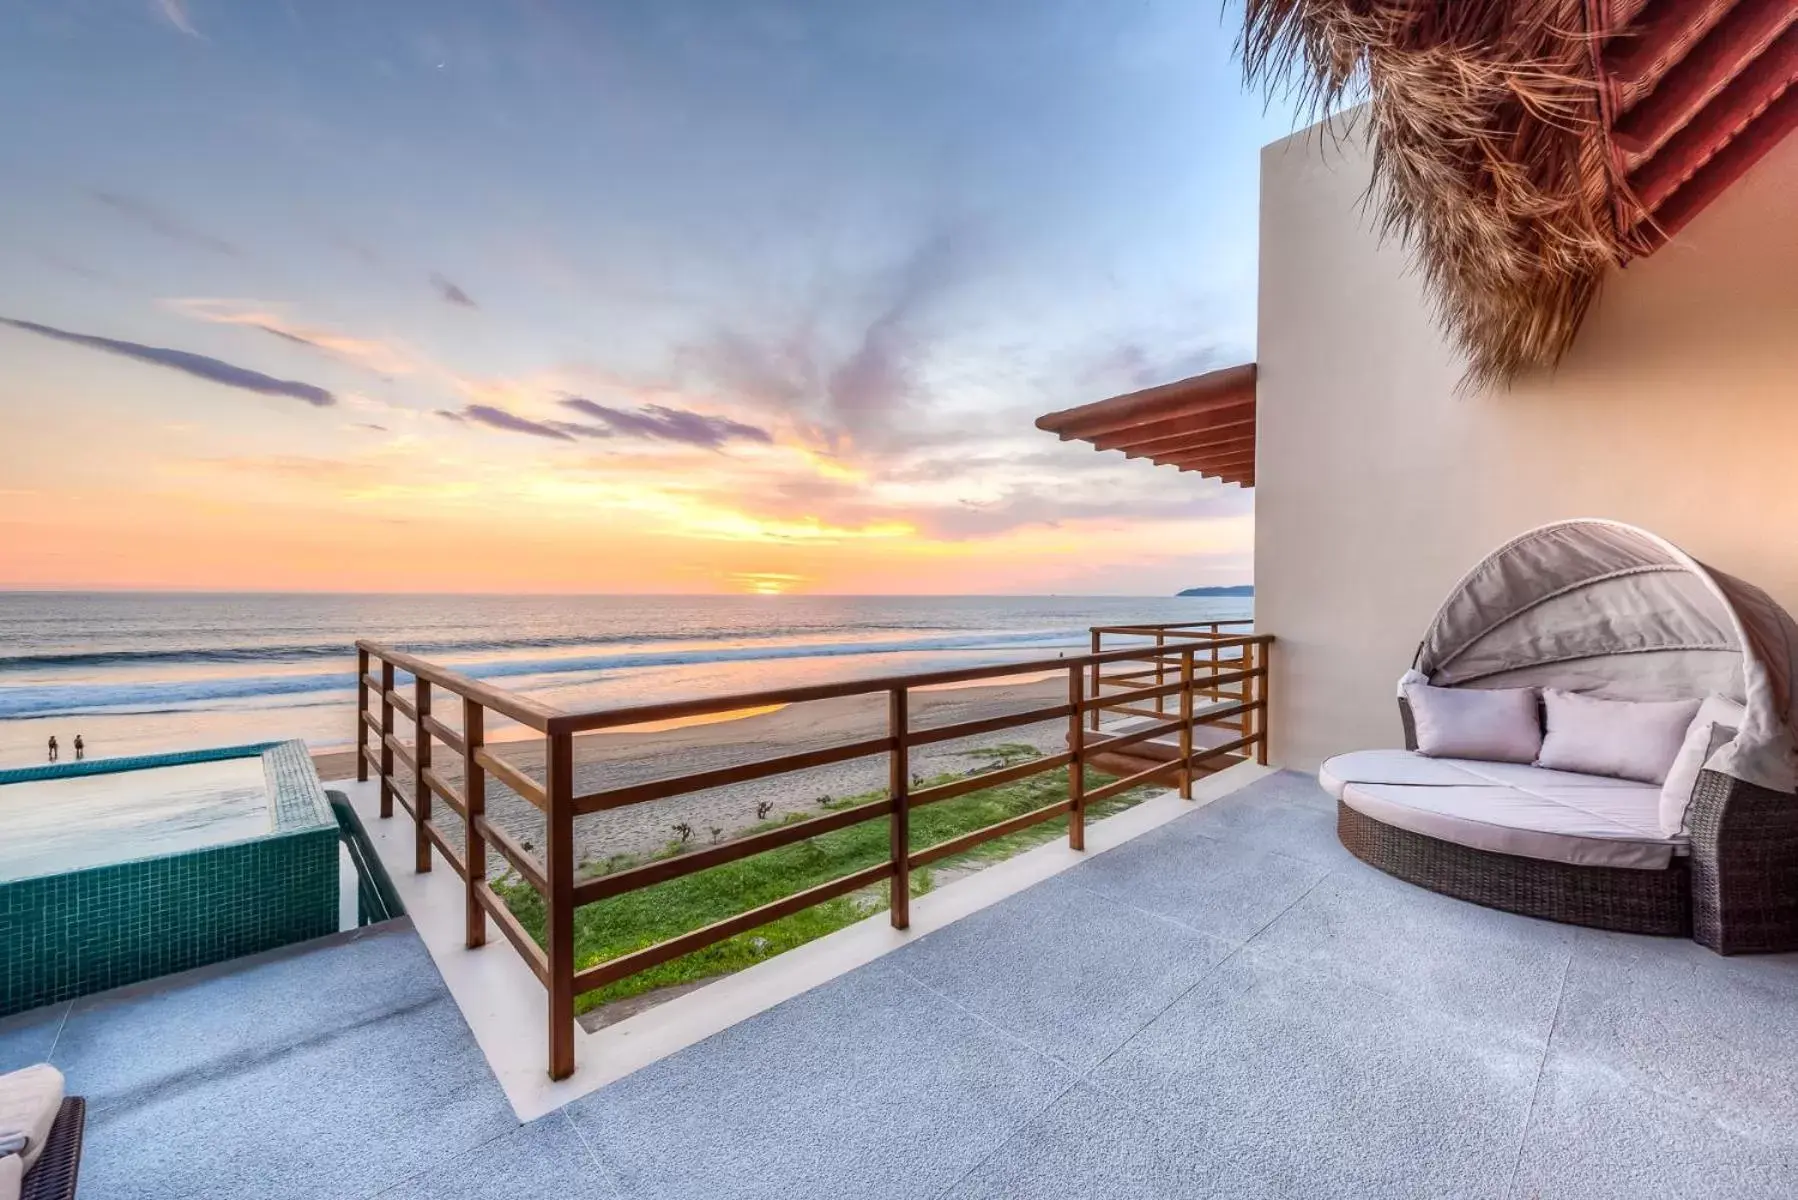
[0,1,1290,595]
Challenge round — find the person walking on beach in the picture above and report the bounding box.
[47,735,58,762]
[74,734,85,761]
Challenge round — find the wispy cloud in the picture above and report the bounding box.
[439,404,575,441]
[674,227,974,454]
[430,273,477,308]
[168,299,418,378]
[0,317,335,407]
[559,396,772,449]
[90,191,237,257]
[152,0,200,37]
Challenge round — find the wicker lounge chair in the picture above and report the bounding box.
[1323,520,1798,954]
[19,1099,84,1200]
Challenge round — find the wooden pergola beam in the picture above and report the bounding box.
[1123,433,1255,462]
[1036,363,1257,441]
[1163,450,1256,473]
[1088,408,1255,453]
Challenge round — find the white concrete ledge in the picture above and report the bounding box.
[338,760,1273,1120]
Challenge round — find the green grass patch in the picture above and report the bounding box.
[495,744,1162,1013]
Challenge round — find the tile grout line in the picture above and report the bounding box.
[560,1107,629,1200]
[361,1124,519,1200]
[924,1074,1088,1200]
[1501,948,1574,1200]
[1080,865,1335,1086]
[43,1001,74,1063]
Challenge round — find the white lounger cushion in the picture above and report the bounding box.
[0,1064,63,1176]
[1321,749,1682,870]
[1319,749,1644,799]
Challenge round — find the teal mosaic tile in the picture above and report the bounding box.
[1,740,341,1017]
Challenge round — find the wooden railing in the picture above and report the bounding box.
[355,623,1272,1079]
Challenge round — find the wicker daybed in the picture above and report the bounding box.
[1321,520,1798,954]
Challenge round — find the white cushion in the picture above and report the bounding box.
[1658,695,1747,836]
[1318,749,1643,800]
[0,1064,62,1176]
[1404,682,1541,763]
[1340,781,1681,870]
[1536,690,1702,784]
[0,1148,20,1200]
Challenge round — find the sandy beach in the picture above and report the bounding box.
[315,675,1084,870]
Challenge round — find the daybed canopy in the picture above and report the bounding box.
[1408,519,1798,793]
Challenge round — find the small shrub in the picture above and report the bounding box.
[672,822,693,843]
[709,826,724,842]
[756,801,774,820]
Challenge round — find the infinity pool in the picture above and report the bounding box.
[0,755,272,881]
[1,742,349,1017]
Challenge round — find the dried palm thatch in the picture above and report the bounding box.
[1240,0,1622,388]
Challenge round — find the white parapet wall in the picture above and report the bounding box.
[1253,116,1798,772]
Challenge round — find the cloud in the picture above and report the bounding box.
[440,404,576,441]
[826,228,965,438]
[168,299,419,378]
[675,227,973,452]
[431,273,477,308]
[90,191,237,257]
[559,396,773,449]
[152,0,199,36]
[0,317,335,407]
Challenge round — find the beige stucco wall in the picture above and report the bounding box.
[1254,121,1798,771]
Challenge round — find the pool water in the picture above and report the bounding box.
[0,757,272,881]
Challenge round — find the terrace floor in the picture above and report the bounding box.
[7,770,1798,1198]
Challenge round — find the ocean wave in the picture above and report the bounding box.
[0,619,1002,671]
[0,628,1085,719]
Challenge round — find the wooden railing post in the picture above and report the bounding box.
[1088,629,1102,732]
[544,728,576,1081]
[356,646,370,782]
[1155,630,1167,716]
[464,699,487,949]
[379,659,396,819]
[888,688,911,929]
[1208,626,1221,703]
[413,678,432,874]
[1255,640,1270,765]
[1067,665,1086,850]
[1179,648,1195,800]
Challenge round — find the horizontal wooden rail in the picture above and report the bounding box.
[572,798,892,906]
[420,767,467,821]
[555,636,1272,733]
[908,799,1073,870]
[422,714,465,757]
[1088,714,1188,755]
[574,735,891,815]
[475,747,546,810]
[479,815,547,895]
[359,709,383,736]
[424,820,467,878]
[359,640,559,730]
[572,863,891,994]
[909,751,1073,809]
[475,881,548,983]
[382,731,416,772]
[386,688,417,723]
[1084,759,1183,804]
[907,702,1074,748]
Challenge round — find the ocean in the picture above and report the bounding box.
[0,593,1254,766]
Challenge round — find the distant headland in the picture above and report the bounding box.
[1176,585,1254,597]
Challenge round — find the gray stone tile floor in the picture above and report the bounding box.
[5,769,1798,1198]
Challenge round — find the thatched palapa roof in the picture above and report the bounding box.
[1240,0,1798,387]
